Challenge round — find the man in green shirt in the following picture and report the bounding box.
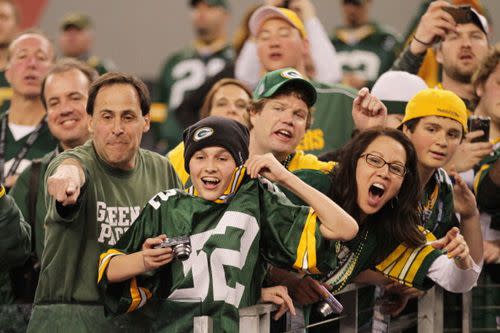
[27,73,181,332]
[331,0,402,89]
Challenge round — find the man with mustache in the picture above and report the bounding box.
[27,72,181,332]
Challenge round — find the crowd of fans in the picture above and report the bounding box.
[0,0,498,332]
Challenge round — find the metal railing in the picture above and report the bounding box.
[192,283,496,332]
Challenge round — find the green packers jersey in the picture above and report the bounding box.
[28,141,181,332]
[98,169,337,333]
[419,168,456,238]
[155,44,234,110]
[331,22,402,88]
[296,82,357,156]
[0,71,12,113]
[154,44,234,150]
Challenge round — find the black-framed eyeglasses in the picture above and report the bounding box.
[359,153,407,177]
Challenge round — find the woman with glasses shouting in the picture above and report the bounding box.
[275,127,479,303]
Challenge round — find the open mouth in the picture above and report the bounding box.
[430,151,446,159]
[24,75,38,82]
[274,129,292,140]
[201,177,220,188]
[369,183,385,198]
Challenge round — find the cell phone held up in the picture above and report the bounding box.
[468,115,490,143]
[442,5,473,24]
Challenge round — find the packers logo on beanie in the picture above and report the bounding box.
[183,116,250,173]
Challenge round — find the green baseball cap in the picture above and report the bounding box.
[60,12,92,31]
[190,0,229,9]
[253,68,317,107]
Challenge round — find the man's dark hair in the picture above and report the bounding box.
[41,58,98,110]
[86,72,151,116]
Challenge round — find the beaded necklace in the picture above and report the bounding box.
[281,153,294,170]
[324,228,369,293]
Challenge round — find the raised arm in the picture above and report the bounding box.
[245,153,358,241]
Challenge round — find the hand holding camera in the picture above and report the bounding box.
[141,235,191,272]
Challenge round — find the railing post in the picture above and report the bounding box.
[193,316,213,333]
[239,303,277,333]
[462,290,472,333]
[418,286,443,333]
[337,284,358,333]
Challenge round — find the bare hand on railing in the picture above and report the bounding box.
[260,286,296,320]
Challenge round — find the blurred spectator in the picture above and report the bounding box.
[0,31,57,189]
[400,0,491,88]
[235,0,342,88]
[58,12,115,75]
[371,71,428,128]
[250,5,358,156]
[331,0,403,89]
[0,0,19,112]
[153,0,234,153]
[392,1,489,111]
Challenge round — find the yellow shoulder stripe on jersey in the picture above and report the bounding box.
[127,277,152,313]
[376,228,437,287]
[0,184,5,198]
[97,249,125,283]
[293,208,320,273]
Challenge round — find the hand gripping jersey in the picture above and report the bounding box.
[98,168,337,333]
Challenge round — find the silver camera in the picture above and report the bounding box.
[317,285,344,317]
[154,235,191,261]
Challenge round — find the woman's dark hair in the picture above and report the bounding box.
[329,127,425,259]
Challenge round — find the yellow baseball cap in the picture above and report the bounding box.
[249,5,307,39]
[401,88,468,132]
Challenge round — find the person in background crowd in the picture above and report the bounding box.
[371,71,428,128]
[392,0,489,111]
[0,30,57,189]
[235,0,342,88]
[0,0,20,112]
[8,60,98,318]
[250,5,359,156]
[27,73,181,332]
[58,12,115,75]
[153,0,234,153]
[331,0,402,89]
